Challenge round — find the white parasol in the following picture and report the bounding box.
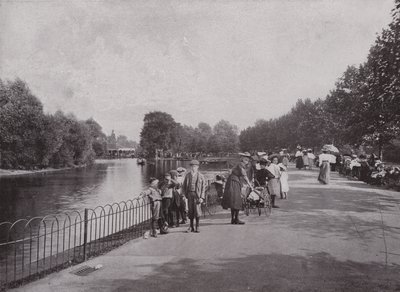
[322,144,339,153]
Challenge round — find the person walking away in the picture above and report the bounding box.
[330,153,337,172]
[307,149,315,170]
[181,160,207,233]
[295,146,304,170]
[160,173,177,228]
[169,170,181,227]
[222,152,253,224]
[278,163,289,199]
[318,148,331,184]
[267,156,281,207]
[176,167,187,224]
[302,150,309,170]
[350,154,361,179]
[139,178,166,237]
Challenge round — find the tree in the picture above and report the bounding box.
[210,120,239,153]
[86,118,107,157]
[107,130,117,149]
[140,111,177,157]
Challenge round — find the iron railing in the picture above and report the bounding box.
[0,197,151,290]
[0,179,220,290]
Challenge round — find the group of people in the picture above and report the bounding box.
[140,160,207,237]
[294,146,317,170]
[221,151,290,224]
[339,154,400,188]
[140,151,292,236]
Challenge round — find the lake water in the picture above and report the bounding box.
[0,159,227,223]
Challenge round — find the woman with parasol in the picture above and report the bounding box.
[318,146,331,184]
[222,152,253,224]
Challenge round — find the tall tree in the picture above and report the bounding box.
[140,111,177,157]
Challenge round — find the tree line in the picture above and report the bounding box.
[240,1,400,161]
[139,111,240,157]
[0,78,135,170]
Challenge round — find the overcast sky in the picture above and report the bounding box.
[0,0,394,141]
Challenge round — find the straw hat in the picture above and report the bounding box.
[238,152,251,158]
[190,160,200,165]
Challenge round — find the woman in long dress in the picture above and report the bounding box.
[318,149,331,184]
[267,156,281,208]
[295,147,304,169]
[222,152,253,224]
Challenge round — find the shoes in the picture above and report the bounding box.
[231,219,236,224]
[194,229,200,233]
[236,219,245,225]
[272,205,280,208]
[151,232,157,238]
[179,220,186,224]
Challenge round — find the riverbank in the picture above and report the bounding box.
[0,164,86,178]
[13,169,400,292]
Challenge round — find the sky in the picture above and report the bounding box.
[0,0,395,141]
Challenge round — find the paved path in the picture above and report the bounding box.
[13,169,400,292]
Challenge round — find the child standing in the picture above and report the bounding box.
[139,177,166,238]
[278,163,289,199]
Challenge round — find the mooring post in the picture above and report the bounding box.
[83,208,88,261]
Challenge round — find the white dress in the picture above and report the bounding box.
[280,171,289,193]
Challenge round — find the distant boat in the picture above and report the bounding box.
[137,158,146,165]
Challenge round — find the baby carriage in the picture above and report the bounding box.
[243,186,272,217]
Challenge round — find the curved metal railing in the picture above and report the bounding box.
[0,179,221,290]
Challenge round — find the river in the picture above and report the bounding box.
[0,159,227,224]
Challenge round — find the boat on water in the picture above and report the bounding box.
[137,158,146,165]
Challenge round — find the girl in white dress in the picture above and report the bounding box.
[278,163,289,199]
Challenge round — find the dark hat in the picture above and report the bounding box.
[164,172,171,177]
[190,160,200,165]
[177,167,186,173]
[170,170,178,177]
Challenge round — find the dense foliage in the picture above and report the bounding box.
[0,79,107,169]
[240,2,400,160]
[139,111,239,157]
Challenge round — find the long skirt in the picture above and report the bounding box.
[222,175,243,210]
[268,178,281,196]
[302,156,309,166]
[187,192,202,219]
[280,172,289,193]
[296,156,304,169]
[318,161,330,184]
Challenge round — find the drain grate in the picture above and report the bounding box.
[71,265,96,276]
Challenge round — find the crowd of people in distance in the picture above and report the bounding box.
[338,154,400,189]
[292,144,400,190]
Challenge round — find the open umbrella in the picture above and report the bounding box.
[322,144,339,153]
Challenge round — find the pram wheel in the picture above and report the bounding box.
[261,189,272,217]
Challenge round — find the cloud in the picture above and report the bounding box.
[0,0,394,140]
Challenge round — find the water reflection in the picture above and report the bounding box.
[0,159,224,223]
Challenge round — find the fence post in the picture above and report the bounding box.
[83,208,88,261]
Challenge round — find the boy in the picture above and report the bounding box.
[140,177,167,237]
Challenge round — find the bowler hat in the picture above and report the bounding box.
[190,160,200,165]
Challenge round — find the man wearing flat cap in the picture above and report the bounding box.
[182,160,207,233]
